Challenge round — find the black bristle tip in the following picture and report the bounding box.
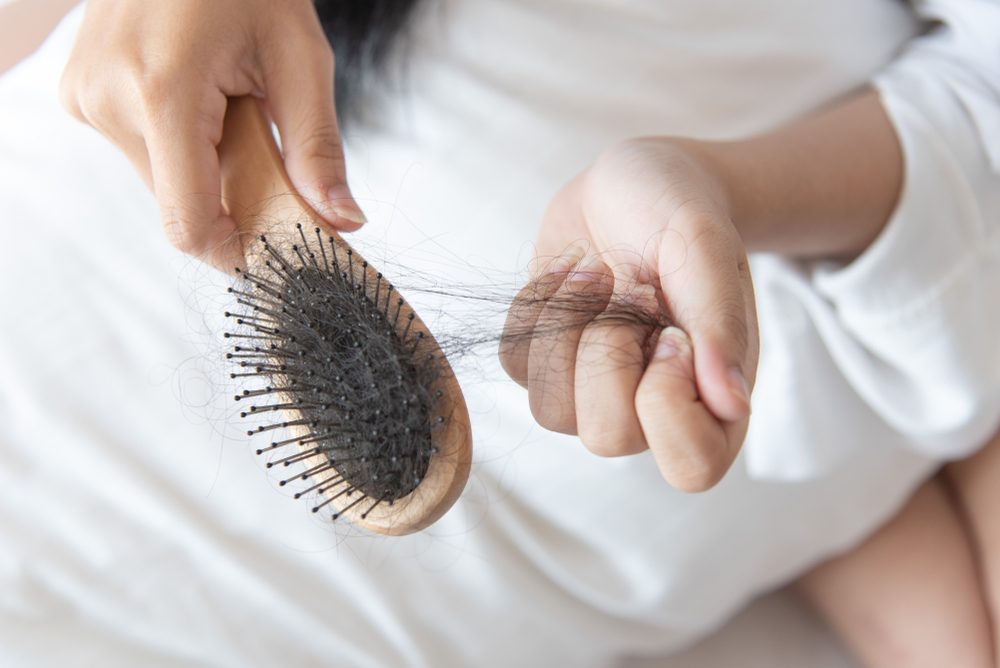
[226,236,445,511]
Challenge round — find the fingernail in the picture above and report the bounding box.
[327,184,367,226]
[566,256,606,284]
[332,205,367,226]
[654,326,692,359]
[727,366,751,411]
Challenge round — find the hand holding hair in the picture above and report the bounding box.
[501,140,759,493]
[59,0,366,271]
[501,89,902,492]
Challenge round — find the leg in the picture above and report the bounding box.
[796,476,994,667]
[946,426,1000,644]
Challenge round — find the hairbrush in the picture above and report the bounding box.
[218,96,471,536]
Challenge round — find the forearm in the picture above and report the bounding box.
[0,0,80,75]
[686,88,903,259]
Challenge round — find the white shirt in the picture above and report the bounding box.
[0,1,997,666]
[748,0,1000,477]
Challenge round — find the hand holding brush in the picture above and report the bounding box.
[60,0,366,271]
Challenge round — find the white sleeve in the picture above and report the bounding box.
[808,0,1000,459]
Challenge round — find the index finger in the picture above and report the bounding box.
[499,246,585,385]
[144,90,240,271]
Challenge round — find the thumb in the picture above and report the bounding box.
[659,221,754,423]
[263,36,366,231]
[636,327,733,492]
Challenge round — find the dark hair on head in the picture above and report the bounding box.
[313,0,423,121]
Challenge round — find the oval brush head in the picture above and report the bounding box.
[218,96,471,535]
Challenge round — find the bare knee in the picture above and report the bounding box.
[946,427,1000,648]
[798,478,994,668]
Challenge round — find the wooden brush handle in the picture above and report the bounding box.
[218,95,471,535]
[217,96,332,250]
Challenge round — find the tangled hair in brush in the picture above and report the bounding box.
[226,227,449,519]
[313,0,423,119]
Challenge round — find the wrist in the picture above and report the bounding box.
[673,138,773,251]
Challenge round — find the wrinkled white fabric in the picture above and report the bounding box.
[745,0,1000,478]
[0,1,996,666]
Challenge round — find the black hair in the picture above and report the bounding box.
[227,232,446,517]
[313,0,424,120]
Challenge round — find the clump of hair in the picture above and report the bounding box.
[226,229,447,520]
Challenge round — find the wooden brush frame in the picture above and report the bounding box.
[219,96,471,535]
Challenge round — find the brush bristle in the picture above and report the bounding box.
[226,228,446,522]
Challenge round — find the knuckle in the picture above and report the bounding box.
[295,10,336,68]
[497,340,528,385]
[162,219,202,255]
[651,435,729,493]
[268,29,335,83]
[57,74,84,120]
[596,137,646,167]
[308,36,336,73]
[660,451,726,493]
[594,137,683,178]
[590,141,642,185]
[59,61,110,124]
[294,120,345,163]
[579,422,644,458]
[137,71,176,117]
[529,391,577,435]
[62,56,163,132]
[127,53,193,120]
